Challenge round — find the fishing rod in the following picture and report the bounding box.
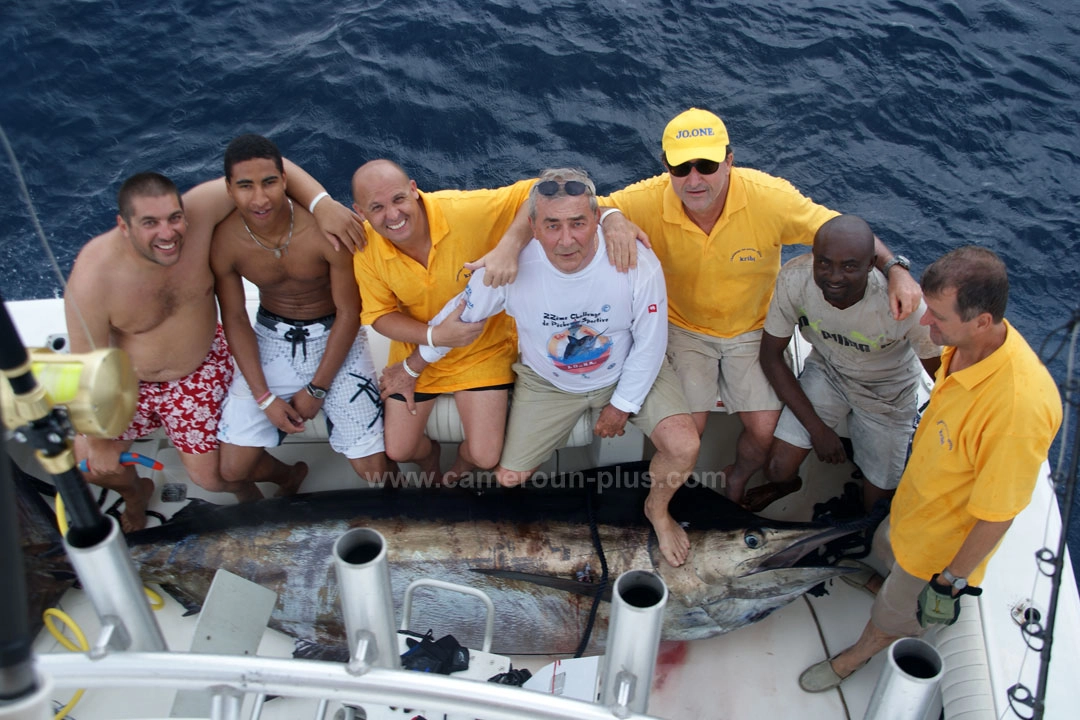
[1008,307,1080,720]
[0,399,35,706]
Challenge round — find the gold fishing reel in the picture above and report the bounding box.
[1,347,137,438]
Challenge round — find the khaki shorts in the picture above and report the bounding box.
[773,361,920,489]
[869,518,928,638]
[666,324,782,414]
[499,360,690,472]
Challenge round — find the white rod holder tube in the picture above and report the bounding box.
[63,514,166,653]
[864,637,944,720]
[333,528,400,671]
[0,670,53,720]
[599,570,668,717]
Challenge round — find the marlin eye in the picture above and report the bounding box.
[744,529,765,549]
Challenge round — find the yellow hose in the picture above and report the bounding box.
[43,608,87,720]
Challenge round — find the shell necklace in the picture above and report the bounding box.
[243,198,294,259]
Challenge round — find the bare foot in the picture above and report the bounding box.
[644,501,690,567]
[274,461,308,497]
[120,477,155,533]
[741,476,803,513]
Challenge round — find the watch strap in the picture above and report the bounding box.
[882,254,911,275]
[940,568,968,590]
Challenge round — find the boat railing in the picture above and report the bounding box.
[35,651,662,720]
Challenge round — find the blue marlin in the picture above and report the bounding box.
[19,461,855,657]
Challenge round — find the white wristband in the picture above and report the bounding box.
[599,208,623,224]
[308,191,330,214]
[427,325,435,348]
[401,358,420,378]
[257,393,277,411]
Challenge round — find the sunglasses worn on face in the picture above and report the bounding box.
[536,180,589,196]
[667,159,722,177]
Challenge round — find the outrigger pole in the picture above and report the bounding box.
[1010,308,1080,719]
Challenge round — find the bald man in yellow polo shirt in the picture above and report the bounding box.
[799,246,1061,693]
[352,160,532,485]
[603,108,924,505]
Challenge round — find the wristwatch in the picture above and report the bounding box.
[305,383,329,400]
[882,254,911,275]
[939,567,968,591]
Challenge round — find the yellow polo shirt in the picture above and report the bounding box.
[603,168,838,338]
[890,321,1062,586]
[354,181,532,393]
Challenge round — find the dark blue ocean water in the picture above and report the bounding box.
[2,1,1079,576]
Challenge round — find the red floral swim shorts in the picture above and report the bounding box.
[119,325,233,454]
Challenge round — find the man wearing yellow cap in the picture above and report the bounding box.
[603,108,923,505]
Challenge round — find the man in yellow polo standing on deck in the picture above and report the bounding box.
[351,159,532,486]
[603,108,923,505]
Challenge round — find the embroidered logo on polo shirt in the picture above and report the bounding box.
[935,420,953,451]
[730,248,763,263]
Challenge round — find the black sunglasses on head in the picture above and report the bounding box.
[536,180,589,196]
[666,158,722,177]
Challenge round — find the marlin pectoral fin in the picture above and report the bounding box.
[470,569,612,601]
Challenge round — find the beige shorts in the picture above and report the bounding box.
[499,360,690,472]
[869,518,928,638]
[666,324,782,414]
[773,361,920,490]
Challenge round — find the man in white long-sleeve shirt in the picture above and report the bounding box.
[402,168,701,566]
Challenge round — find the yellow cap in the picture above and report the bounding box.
[661,108,730,166]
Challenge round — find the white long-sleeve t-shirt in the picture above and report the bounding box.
[420,230,669,414]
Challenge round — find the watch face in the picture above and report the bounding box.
[307,384,327,399]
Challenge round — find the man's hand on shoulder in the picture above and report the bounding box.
[594,404,630,438]
[601,210,650,273]
[313,199,367,253]
[886,265,922,321]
